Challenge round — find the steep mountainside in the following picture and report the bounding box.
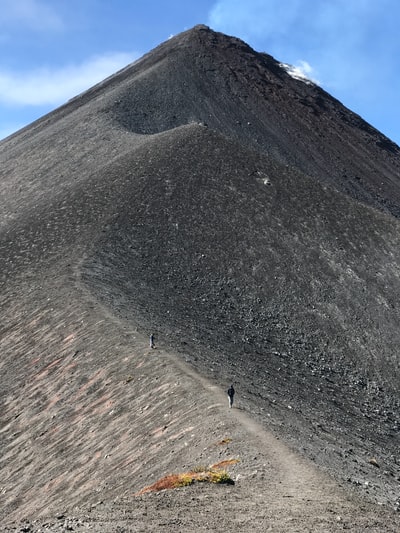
[82,123,400,505]
[0,25,399,530]
[71,24,400,215]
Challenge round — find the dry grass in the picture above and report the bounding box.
[135,473,194,495]
[135,462,237,496]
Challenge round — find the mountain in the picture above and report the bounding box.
[0,25,399,531]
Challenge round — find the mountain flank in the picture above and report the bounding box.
[0,25,399,531]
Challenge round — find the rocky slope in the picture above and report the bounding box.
[0,25,399,531]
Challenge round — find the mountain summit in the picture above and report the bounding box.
[0,26,399,530]
[74,23,400,215]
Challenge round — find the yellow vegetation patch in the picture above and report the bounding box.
[135,473,192,495]
[135,466,235,496]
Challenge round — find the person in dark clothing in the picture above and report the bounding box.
[227,385,235,408]
[150,333,155,349]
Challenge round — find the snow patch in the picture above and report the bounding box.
[280,61,319,86]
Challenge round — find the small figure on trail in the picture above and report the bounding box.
[227,385,235,408]
[150,333,155,349]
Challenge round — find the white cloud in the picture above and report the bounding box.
[0,0,63,31]
[0,52,137,107]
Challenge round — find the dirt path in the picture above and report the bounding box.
[2,270,398,532]
[167,347,337,485]
[128,347,399,532]
[78,267,360,523]
[77,254,397,529]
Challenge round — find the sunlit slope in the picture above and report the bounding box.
[1,25,400,523]
[83,123,400,394]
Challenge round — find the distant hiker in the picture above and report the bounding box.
[227,385,235,408]
[150,334,155,349]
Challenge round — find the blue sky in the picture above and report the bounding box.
[1,0,399,145]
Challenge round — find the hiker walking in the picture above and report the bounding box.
[149,333,155,349]
[227,384,235,408]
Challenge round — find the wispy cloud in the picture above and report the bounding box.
[0,52,137,107]
[1,0,63,31]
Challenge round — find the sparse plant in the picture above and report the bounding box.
[174,473,195,487]
[135,463,236,496]
[206,469,233,484]
[135,473,195,495]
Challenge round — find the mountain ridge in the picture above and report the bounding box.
[3,25,400,218]
[1,25,399,530]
